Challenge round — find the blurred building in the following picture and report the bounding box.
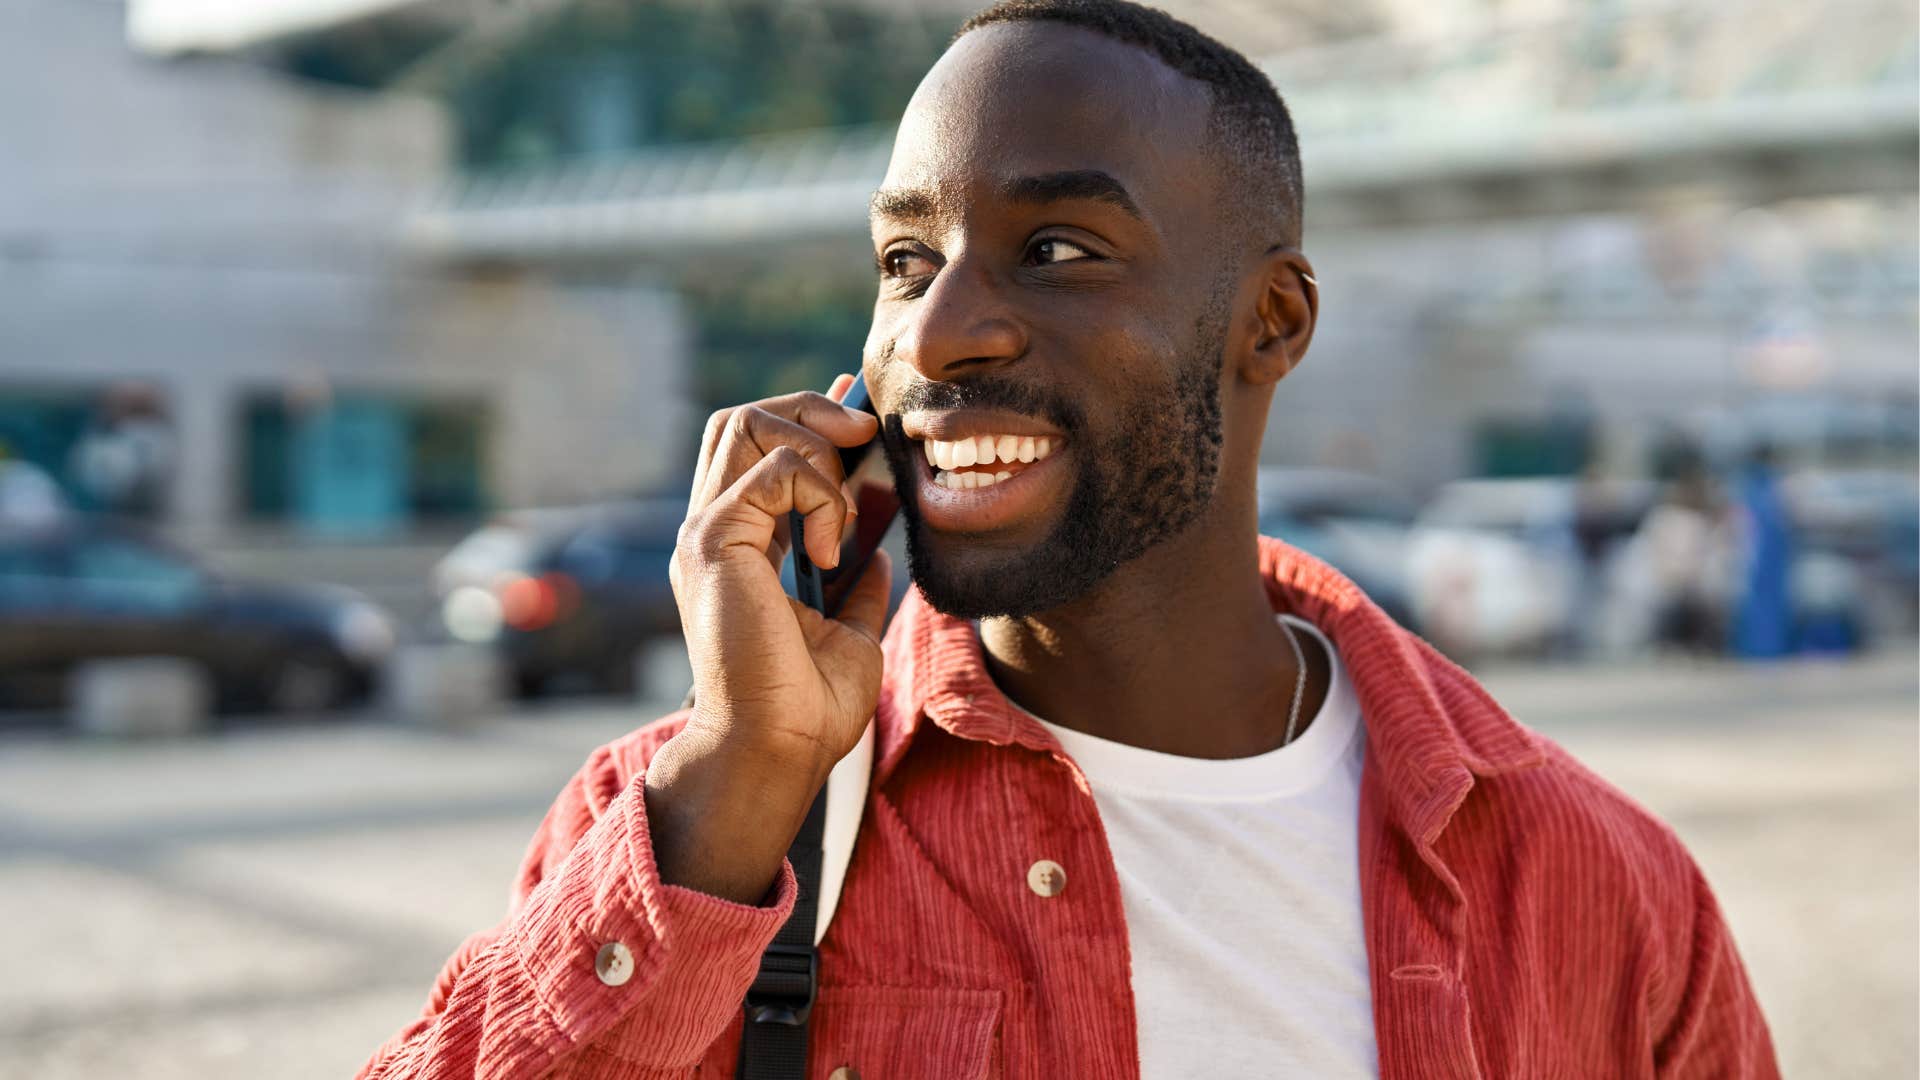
[387,0,1917,492]
[10,0,1913,574]
[0,0,693,560]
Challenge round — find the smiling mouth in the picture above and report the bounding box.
[917,433,1061,490]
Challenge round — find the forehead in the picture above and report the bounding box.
[880,22,1215,219]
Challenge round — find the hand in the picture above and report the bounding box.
[648,374,894,902]
[672,373,894,773]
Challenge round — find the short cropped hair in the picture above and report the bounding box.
[957,0,1303,248]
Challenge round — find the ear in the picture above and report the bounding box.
[1240,248,1318,387]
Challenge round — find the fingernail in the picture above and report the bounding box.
[842,483,859,516]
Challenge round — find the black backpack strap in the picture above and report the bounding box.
[736,510,830,1079]
[735,783,825,1078]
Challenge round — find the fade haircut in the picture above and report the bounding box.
[956,0,1303,248]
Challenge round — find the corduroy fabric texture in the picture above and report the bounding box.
[361,536,1779,1079]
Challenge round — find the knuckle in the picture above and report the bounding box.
[730,404,765,439]
[679,519,729,567]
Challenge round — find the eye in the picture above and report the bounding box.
[880,248,936,278]
[1029,238,1095,265]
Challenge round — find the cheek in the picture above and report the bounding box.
[1042,315,1191,409]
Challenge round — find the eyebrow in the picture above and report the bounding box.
[867,169,1144,222]
[1001,170,1142,220]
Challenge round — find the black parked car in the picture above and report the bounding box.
[433,500,684,697]
[0,519,395,713]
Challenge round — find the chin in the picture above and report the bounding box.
[905,522,1107,620]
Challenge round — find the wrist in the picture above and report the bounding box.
[681,707,838,793]
[644,720,830,903]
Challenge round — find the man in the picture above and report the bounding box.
[363,2,1778,1076]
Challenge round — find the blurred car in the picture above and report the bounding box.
[0,460,68,528]
[1405,478,1651,659]
[1255,467,1419,631]
[0,518,394,713]
[433,499,685,697]
[1781,466,1919,637]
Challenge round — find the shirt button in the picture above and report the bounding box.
[830,1068,863,1080]
[1027,859,1067,898]
[594,941,634,987]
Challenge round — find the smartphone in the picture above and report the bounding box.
[790,373,902,619]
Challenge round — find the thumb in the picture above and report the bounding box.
[830,548,893,648]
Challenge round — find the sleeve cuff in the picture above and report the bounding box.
[508,770,799,1065]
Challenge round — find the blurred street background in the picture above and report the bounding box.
[1,0,1915,1075]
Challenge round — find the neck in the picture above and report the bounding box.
[978,509,1328,759]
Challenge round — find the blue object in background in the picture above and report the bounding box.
[294,399,406,537]
[1733,459,1795,659]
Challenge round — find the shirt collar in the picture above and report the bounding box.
[871,535,1546,835]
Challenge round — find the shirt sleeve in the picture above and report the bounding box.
[357,723,798,1079]
[1652,860,1781,1079]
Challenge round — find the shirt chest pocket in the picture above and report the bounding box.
[806,985,1003,1080]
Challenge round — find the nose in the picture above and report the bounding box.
[882,255,1026,382]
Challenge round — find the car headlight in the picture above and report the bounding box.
[333,601,397,661]
[442,586,503,644]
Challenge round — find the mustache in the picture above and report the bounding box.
[886,374,1084,435]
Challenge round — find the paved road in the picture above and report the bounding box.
[1,649,1912,1078]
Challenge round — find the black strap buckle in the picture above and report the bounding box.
[743,943,817,1027]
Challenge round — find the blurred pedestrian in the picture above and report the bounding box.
[1732,442,1795,659]
[1640,464,1731,654]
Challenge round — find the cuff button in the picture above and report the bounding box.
[595,941,635,987]
[1027,858,1067,898]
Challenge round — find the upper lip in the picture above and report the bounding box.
[900,409,1066,444]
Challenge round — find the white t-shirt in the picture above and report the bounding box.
[1023,615,1378,1077]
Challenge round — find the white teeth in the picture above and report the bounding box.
[924,433,1062,479]
[960,471,979,489]
[996,471,1011,483]
[974,471,997,487]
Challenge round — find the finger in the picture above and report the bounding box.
[827,372,856,403]
[704,447,849,571]
[830,548,893,647]
[753,390,878,449]
[697,405,856,516]
[689,406,735,517]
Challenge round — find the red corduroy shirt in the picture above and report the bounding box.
[362,538,1779,1079]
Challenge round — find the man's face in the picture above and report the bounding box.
[864,23,1240,618]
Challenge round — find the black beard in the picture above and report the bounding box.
[877,300,1228,620]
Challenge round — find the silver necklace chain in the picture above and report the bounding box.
[1279,618,1309,747]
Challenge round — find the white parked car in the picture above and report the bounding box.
[1405,479,1595,659]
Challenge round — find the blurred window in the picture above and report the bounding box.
[553,526,674,588]
[553,532,620,586]
[0,389,91,504]
[0,541,61,606]
[238,393,490,527]
[614,541,673,584]
[69,537,203,611]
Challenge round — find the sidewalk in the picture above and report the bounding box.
[0,650,1913,1078]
